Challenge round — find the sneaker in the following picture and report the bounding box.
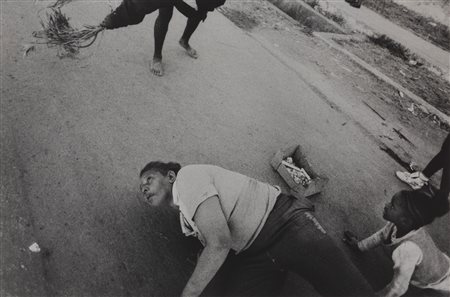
[395,171,429,190]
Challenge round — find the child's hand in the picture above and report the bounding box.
[343,231,360,251]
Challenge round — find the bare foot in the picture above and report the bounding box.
[179,39,198,59]
[150,58,164,76]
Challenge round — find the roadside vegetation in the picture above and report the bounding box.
[220,0,450,131]
[363,0,450,51]
[367,34,415,61]
[303,0,346,26]
[335,35,450,123]
[266,0,345,33]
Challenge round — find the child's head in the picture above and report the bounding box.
[383,190,440,231]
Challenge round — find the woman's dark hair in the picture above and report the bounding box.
[401,188,449,229]
[140,161,181,177]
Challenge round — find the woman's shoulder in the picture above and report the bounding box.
[179,164,217,174]
[176,164,221,184]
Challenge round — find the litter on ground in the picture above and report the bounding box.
[28,242,41,253]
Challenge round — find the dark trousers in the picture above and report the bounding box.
[129,0,177,23]
[423,133,450,195]
[129,0,210,22]
[201,194,374,297]
[422,133,450,215]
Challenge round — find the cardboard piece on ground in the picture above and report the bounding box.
[271,145,328,198]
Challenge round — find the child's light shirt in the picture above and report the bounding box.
[358,223,450,297]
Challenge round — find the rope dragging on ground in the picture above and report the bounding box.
[32,8,105,57]
[32,0,203,57]
[48,0,74,8]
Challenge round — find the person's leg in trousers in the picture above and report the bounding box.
[438,134,450,199]
[151,7,174,76]
[200,250,286,297]
[223,251,287,296]
[179,15,202,58]
[269,212,374,297]
[427,133,450,214]
[423,133,450,214]
[130,0,177,15]
[423,133,450,178]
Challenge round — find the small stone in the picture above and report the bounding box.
[22,44,35,57]
[417,105,429,114]
[407,103,417,115]
[427,66,442,76]
[28,242,41,253]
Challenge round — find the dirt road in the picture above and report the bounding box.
[1,1,448,296]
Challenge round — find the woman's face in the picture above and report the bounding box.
[140,170,172,207]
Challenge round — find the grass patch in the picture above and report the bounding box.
[367,34,413,61]
[303,0,346,26]
[219,7,259,30]
[335,37,450,121]
[267,0,344,33]
[363,0,449,51]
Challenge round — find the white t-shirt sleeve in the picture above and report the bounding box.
[176,168,219,220]
[380,241,422,297]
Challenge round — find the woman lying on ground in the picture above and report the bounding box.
[139,161,375,297]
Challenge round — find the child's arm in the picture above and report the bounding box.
[377,242,422,297]
[357,224,391,251]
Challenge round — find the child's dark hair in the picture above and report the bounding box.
[140,161,181,177]
[400,189,449,229]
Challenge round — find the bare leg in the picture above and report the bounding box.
[151,7,174,76]
[179,15,202,59]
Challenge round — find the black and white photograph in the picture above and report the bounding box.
[1,0,449,296]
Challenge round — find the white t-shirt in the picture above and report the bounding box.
[172,164,281,253]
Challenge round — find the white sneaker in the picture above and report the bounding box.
[395,171,429,190]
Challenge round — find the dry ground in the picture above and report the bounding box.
[219,0,449,134]
[363,0,450,51]
[335,37,450,118]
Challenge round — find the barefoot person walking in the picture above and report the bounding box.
[100,0,225,76]
[151,0,225,76]
[139,161,374,296]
